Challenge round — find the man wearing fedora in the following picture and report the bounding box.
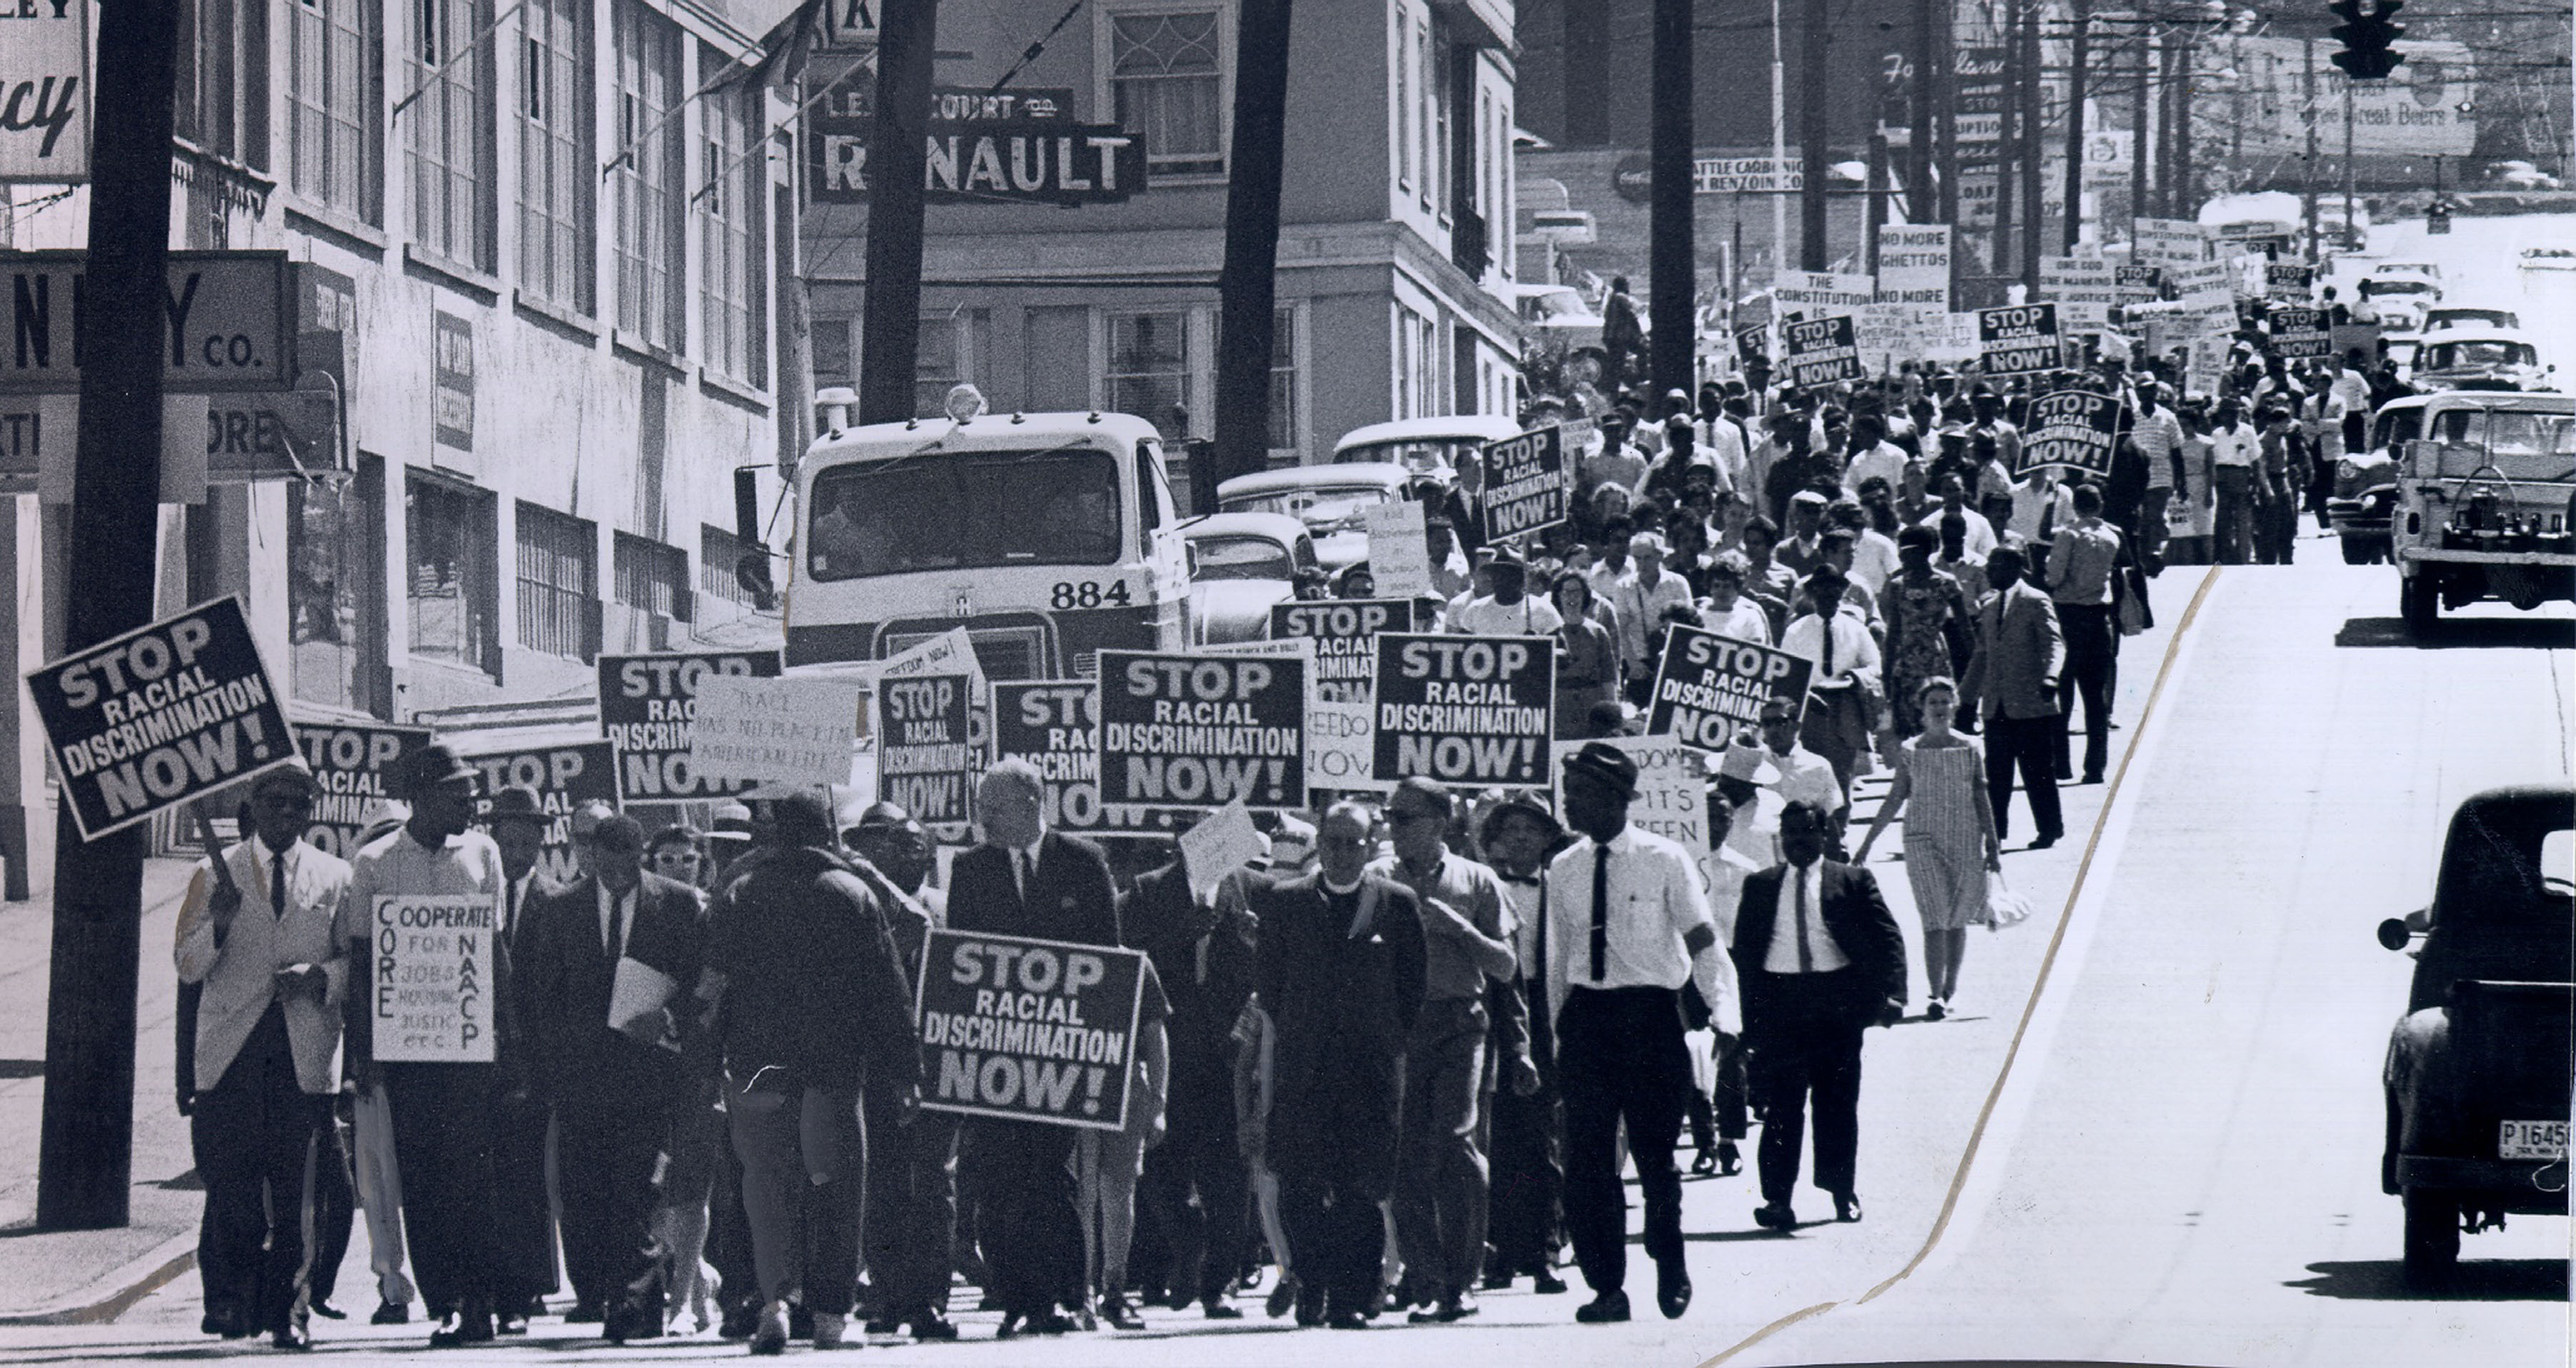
[177,759,351,1350]
[337,744,529,1349]
[1545,742,1738,1324]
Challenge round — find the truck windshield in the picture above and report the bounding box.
[2429,412,2576,481]
[2425,341,2532,369]
[805,447,1122,581]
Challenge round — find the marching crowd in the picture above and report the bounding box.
[169,303,2379,1355]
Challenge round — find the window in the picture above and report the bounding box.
[1394,16,1411,191]
[1395,306,1437,419]
[290,458,389,717]
[806,448,1123,581]
[914,312,990,417]
[1423,16,1443,215]
[613,531,692,621]
[1110,10,1223,177]
[700,523,763,609]
[514,501,599,660]
[179,0,273,169]
[700,65,767,385]
[810,318,854,388]
[408,0,499,270]
[1185,536,1294,583]
[406,473,499,675]
[290,0,378,224]
[1105,310,1192,441]
[519,0,594,312]
[1269,306,1298,453]
[612,0,685,349]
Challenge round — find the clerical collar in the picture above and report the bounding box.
[1321,874,1363,895]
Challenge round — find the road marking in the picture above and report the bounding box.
[1700,566,2225,1367]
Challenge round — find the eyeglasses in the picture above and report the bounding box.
[652,850,703,867]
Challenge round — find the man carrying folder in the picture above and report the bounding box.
[518,812,706,1341]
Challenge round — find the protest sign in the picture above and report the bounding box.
[1772,270,1875,313]
[2020,391,2123,478]
[2265,262,2315,301]
[463,741,619,885]
[1782,315,1864,389]
[1552,735,1710,877]
[1180,799,1264,902]
[2269,305,2333,360]
[294,721,428,858]
[917,928,1147,1132]
[1646,625,1814,750]
[1853,304,1934,375]
[1734,322,1771,367]
[1875,225,1953,307]
[1363,500,1431,599]
[2185,334,2229,398]
[1098,651,1308,810]
[991,680,1187,832]
[1479,425,1571,541]
[2167,259,2233,301]
[2133,218,2208,265]
[597,650,784,803]
[876,672,974,823]
[2115,265,2165,300]
[2037,256,2120,305]
[1270,598,1412,704]
[25,596,297,840]
[1927,312,1984,363]
[371,894,497,1063]
[2329,322,2381,360]
[1979,304,2062,375]
[1303,697,1387,793]
[1371,633,1554,787]
[2057,300,2115,335]
[689,675,865,792]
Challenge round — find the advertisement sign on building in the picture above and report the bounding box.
[0,252,293,394]
[0,3,88,181]
[809,82,1148,207]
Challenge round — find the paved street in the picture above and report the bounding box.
[1,553,2561,1367]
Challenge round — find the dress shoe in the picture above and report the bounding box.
[1203,1296,1244,1319]
[1293,1284,1326,1327]
[909,1312,959,1342]
[718,1301,760,1340]
[1926,999,1946,1021]
[1834,1192,1865,1223]
[994,1312,1023,1341]
[1573,1291,1631,1324]
[271,1324,313,1352]
[1716,1140,1742,1175]
[750,1301,790,1354]
[604,1309,660,1343]
[1436,1291,1480,1322]
[2081,772,2105,786]
[564,1301,604,1324]
[1326,1309,1371,1329]
[524,1296,549,1319]
[1656,1260,1693,1319]
[1406,1302,1446,1324]
[496,1312,529,1337]
[1266,1271,1302,1319]
[369,1299,410,1327]
[1533,1270,1570,1294]
[1753,1201,1798,1231]
[427,1308,494,1349]
[1027,1308,1077,1334]
[2029,832,2061,850]
[1102,1294,1145,1330]
[309,1301,346,1322]
[810,1311,847,1349]
[789,1304,815,1339]
[864,1317,898,1335]
[201,1307,249,1338]
[1690,1148,1720,1178]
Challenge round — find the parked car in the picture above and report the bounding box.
[1177,512,1320,645]
[1331,415,1525,487]
[2388,391,2576,633]
[2486,159,2563,191]
[2328,396,2422,564]
[2421,305,2522,335]
[2409,330,2551,394]
[2519,246,2576,272]
[1213,463,1414,571]
[2376,785,2572,1291]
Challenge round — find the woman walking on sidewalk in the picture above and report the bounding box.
[1854,678,2002,1020]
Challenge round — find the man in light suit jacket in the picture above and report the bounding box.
[516,812,705,1342]
[1733,801,1907,1231]
[947,758,1122,1337]
[176,760,351,1349]
[1963,543,2067,848]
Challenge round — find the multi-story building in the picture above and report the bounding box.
[800,0,1524,474]
[0,0,801,896]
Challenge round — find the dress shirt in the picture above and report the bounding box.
[2132,408,2184,490]
[1605,567,1695,667]
[1848,528,1901,597]
[2046,518,2124,606]
[1780,606,1881,689]
[1722,791,1783,870]
[1765,742,1848,815]
[2008,478,2077,546]
[1702,596,1773,646]
[1449,594,1564,637]
[2207,423,2256,468]
[336,826,507,1063]
[505,870,535,940]
[1495,870,1545,976]
[1544,825,1733,1035]
[1919,506,1999,558]
[1368,851,1515,1002]
[597,881,637,957]
[1700,416,1750,494]
[1703,845,1761,943]
[1842,442,1911,498]
[1582,447,1650,494]
[2331,368,2371,420]
[1761,860,1852,975]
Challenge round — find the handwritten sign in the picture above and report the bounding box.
[1363,500,1431,599]
[1180,799,1265,902]
[371,894,496,1063]
[690,675,864,791]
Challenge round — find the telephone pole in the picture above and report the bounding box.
[1799,0,1831,270]
[2019,0,2043,288]
[36,0,181,1230]
[2064,0,2090,251]
[1650,0,1695,395]
[1211,0,1293,488]
[857,0,939,425]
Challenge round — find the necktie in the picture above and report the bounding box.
[1793,866,1815,973]
[270,850,288,920]
[1590,845,1610,982]
[506,877,521,942]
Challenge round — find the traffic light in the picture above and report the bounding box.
[2329,0,2406,80]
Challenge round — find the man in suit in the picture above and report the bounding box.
[1733,800,1907,1231]
[948,758,1122,1337]
[1253,801,1426,1329]
[483,785,561,1331]
[1964,543,2067,848]
[517,812,706,1341]
[177,760,351,1350]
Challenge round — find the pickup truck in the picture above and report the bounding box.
[2384,391,2576,634]
[2377,785,2573,1291]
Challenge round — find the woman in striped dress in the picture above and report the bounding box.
[1854,676,2002,1019]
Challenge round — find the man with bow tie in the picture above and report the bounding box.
[949,759,1123,1338]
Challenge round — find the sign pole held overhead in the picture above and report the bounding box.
[36,0,180,1232]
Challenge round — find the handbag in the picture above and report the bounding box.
[1986,872,2037,930]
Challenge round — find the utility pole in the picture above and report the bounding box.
[36,0,181,1231]
[1911,0,1936,217]
[2019,0,2042,287]
[857,0,939,425]
[1650,0,1695,396]
[1934,0,1957,228]
[2342,72,2357,235]
[1799,0,1831,270]
[1997,0,2022,277]
[2131,31,2153,231]
[2304,39,2321,254]
[2064,0,2090,252]
[1211,0,1293,489]
[1770,0,1791,272]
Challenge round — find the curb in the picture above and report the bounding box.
[0,1231,197,1327]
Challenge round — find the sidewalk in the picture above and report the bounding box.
[0,855,208,1324]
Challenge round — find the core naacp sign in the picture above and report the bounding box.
[25,596,297,840]
[1097,651,1308,811]
[917,929,1147,1131]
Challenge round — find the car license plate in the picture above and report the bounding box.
[2499,1120,2569,1161]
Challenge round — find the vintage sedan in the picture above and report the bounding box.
[2409,330,2551,394]
[1215,463,1414,571]
[1331,414,1524,488]
[2377,786,2573,1291]
[1177,512,1320,646]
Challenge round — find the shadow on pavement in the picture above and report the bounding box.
[2336,616,2576,650]
[2288,1258,2570,1301]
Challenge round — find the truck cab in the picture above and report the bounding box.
[2386,391,2576,634]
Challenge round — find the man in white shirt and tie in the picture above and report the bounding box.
[1545,743,1738,1326]
[1730,801,1906,1233]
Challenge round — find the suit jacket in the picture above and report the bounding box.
[1731,862,1907,1030]
[1120,859,1255,1055]
[1964,578,2065,722]
[947,830,1121,950]
[1250,872,1425,1194]
[518,870,706,1101]
[175,840,353,1096]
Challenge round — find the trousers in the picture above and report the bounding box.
[861,1082,958,1323]
[1984,713,2065,842]
[383,1063,529,1317]
[491,1091,557,1307]
[348,1084,414,1306]
[965,1117,1084,1316]
[1748,981,1868,1206]
[1392,998,1490,1303]
[1557,988,1690,1296]
[729,1082,866,1316]
[2055,604,2117,782]
[1135,1043,1248,1304]
[193,1004,329,1335]
[2213,465,2255,564]
[557,1085,675,1326]
[1276,1177,1383,1317]
[1484,1069,1562,1279]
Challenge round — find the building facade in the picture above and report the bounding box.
[801,0,1524,476]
